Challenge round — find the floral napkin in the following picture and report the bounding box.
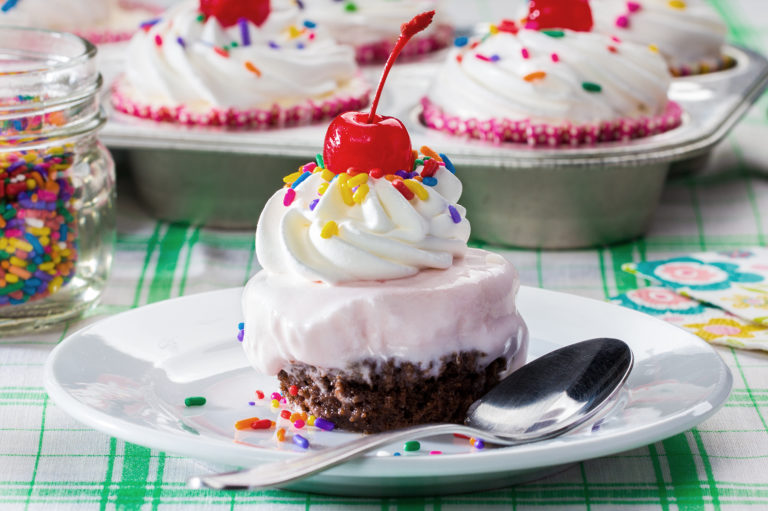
[622,248,768,326]
[611,286,768,350]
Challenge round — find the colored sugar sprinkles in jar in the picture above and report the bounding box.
[0,145,77,305]
[0,28,116,332]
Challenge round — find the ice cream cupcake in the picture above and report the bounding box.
[0,0,159,44]
[422,0,682,146]
[590,0,733,76]
[302,0,453,63]
[240,12,528,433]
[110,0,370,128]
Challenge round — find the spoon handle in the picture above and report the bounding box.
[189,423,507,490]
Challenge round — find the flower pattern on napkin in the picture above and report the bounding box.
[611,286,768,351]
[613,287,706,315]
[683,317,764,344]
[632,257,763,291]
[623,248,768,326]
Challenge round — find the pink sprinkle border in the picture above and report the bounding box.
[75,29,136,45]
[355,25,453,64]
[420,97,684,147]
[111,76,371,129]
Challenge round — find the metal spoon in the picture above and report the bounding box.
[189,337,633,491]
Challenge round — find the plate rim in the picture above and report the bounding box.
[43,286,733,476]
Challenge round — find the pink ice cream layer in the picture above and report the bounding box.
[241,248,528,377]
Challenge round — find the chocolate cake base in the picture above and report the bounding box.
[278,352,506,434]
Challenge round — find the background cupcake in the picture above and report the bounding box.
[422,1,682,146]
[0,0,159,44]
[111,0,369,128]
[590,0,732,75]
[302,0,453,63]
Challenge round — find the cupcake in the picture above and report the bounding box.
[302,0,453,63]
[240,12,528,433]
[110,0,370,128]
[422,0,682,146]
[0,0,159,44]
[590,0,733,76]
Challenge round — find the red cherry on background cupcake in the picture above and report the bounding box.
[199,0,271,28]
[323,11,436,175]
[525,0,593,32]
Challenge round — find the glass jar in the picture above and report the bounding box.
[0,27,115,333]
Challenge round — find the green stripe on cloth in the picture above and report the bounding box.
[663,434,707,510]
[177,227,201,296]
[131,223,161,308]
[115,223,191,510]
[648,443,671,511]
[147,224,191,304]
[100,438,117,511]
[115,443,152,511]
[692,428,721,510]
[23,395,47,511]
[611,243,639,293]
[579,463,592,510]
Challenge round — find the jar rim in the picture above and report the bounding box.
[0,25,97,76]
[0,27,103,146]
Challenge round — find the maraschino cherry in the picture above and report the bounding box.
[525,0,593,32]
[323,11,436,175]
[199,0,271,28]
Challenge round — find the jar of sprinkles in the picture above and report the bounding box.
[0,27,115,332]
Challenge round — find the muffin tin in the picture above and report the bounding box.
[102,44,768,249]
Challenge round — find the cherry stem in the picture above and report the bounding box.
[366,10,435,124]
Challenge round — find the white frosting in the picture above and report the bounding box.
[591,0,727,69]
[426,28,671,125]
[122,0,360,110]
[257,166,470,284]
[242,248,528,375]
[302,0,444,46]
[0,0,152,33]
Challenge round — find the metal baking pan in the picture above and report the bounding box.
[101,44,768,249]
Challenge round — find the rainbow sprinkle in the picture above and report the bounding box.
[404,441,420,452]
[239,18,251,46]
[184,396,206,407]
[448,205,462,224]
[314,417,335,431]
[320,221,339,239]
[293,434,309,449]
[582,82,603,93]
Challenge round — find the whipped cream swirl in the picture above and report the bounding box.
[257,161,470,284]
[302,0,444,46]
[123,0,360,109]
[427,28,670,125]
[591,0,727,70]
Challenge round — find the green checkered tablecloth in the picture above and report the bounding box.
[2,0,768,509]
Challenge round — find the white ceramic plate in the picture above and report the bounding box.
[44,287,732,496]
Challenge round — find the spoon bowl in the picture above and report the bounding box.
[189,337,633,491]
[466,337,633,442]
